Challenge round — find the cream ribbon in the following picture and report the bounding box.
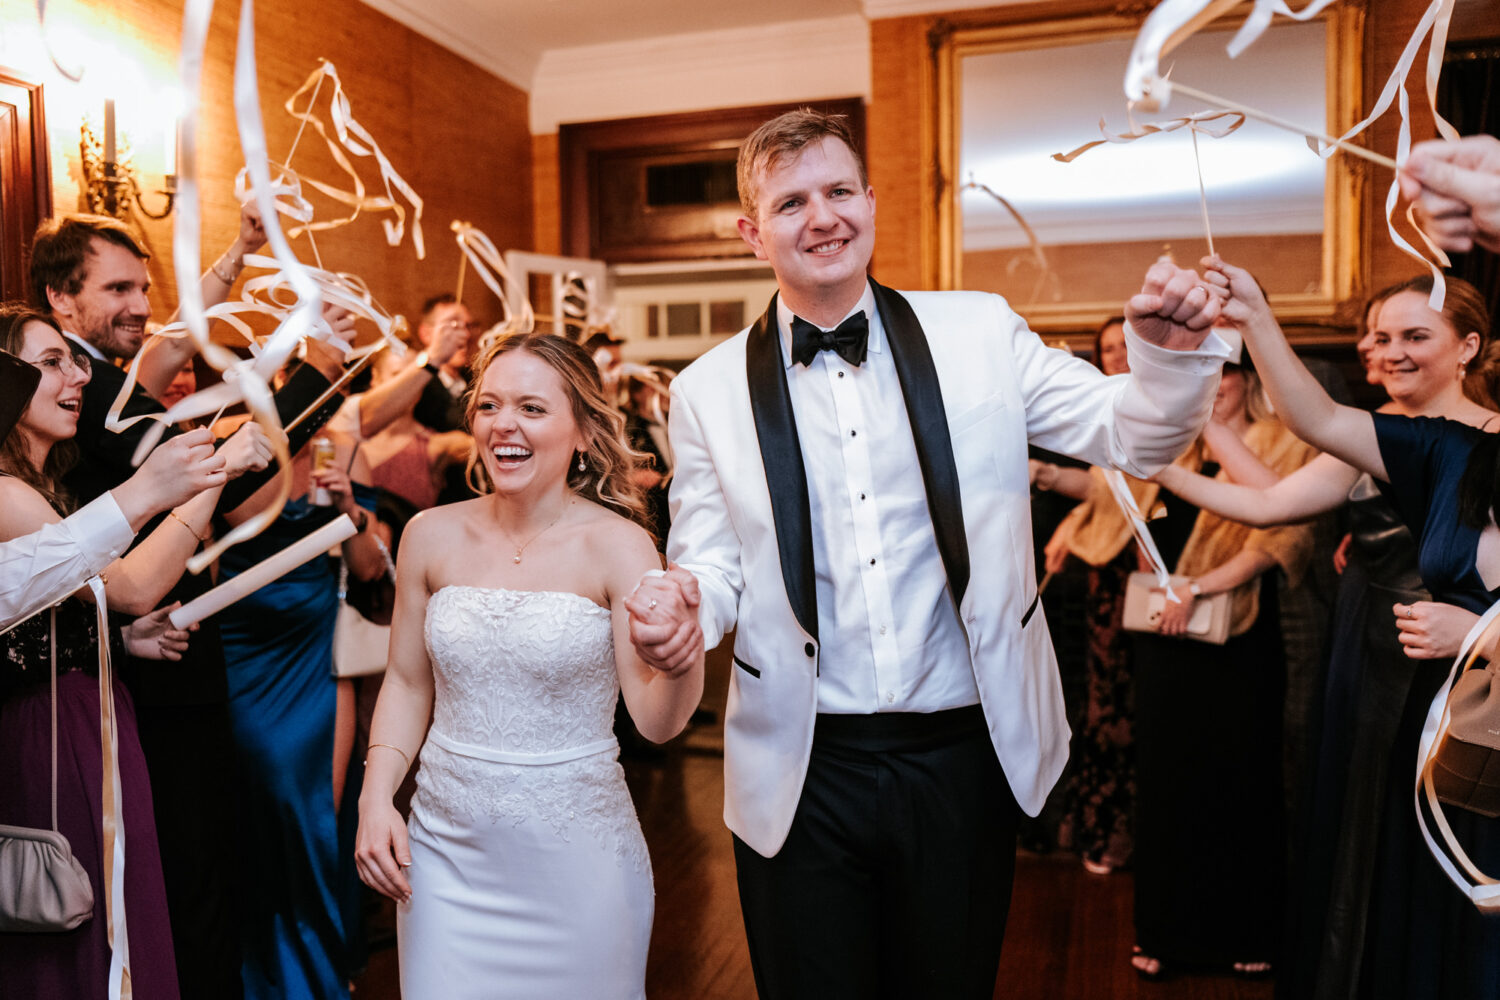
[277,60,426,258]
[1053,108,1245,254]
[1414,597,1500,912]
[453,222,536,348]
[87,575,131,999]
[1103,468,1178,601]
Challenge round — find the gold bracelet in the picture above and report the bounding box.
[210,256,239,284]
[366,742,411,773]
[168,510,209,542]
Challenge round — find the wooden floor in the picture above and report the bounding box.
[353,728,1273,999]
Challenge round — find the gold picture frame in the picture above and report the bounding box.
[932,3,1366,335]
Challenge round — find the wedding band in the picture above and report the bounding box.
[648,599,658,610]
[1406,606,1416,619]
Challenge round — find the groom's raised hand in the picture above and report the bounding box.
[1125,259,1225,351]
[627,564,703,678]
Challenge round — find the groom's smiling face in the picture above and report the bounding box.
[737,136,875,319]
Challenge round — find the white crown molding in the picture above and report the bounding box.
[358,0,536,91]
[531,15,871,134]
[861,0,1032,18]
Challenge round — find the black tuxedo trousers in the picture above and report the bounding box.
[732,705,1020,999]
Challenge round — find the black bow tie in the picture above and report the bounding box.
[790,312,869,368]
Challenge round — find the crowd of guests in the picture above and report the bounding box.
[1025,130,1500,994]
[0,124,1498,1000]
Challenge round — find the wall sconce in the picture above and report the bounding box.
[80,100,176,221]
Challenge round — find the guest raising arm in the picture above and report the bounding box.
[130,199,269,401]
[1203,256,1493,479]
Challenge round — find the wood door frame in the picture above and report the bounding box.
[0,66,53,304]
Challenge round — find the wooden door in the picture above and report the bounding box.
[0,68,52,304]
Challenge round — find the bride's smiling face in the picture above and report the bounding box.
[471,350,587,496]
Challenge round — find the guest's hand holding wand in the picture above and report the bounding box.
[1203,254,1388,483]
[1399,134,1500,255]
[627,565,704,679]
[1124,259,1224,351]
[110,427,227,530]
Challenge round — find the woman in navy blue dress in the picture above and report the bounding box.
[216,418,386,999]
[1208,256,1500,998]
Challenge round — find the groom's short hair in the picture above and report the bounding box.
[737,109,867,221]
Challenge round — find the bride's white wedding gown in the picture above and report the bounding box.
[399,586,653,999]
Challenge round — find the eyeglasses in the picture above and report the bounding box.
[25,350,92,380]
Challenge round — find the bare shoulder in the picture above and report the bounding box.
[0,476,63,541]
[573,500,661,587]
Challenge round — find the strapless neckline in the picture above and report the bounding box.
[433,584,610,617]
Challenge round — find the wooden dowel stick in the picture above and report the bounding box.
[1164,80,1399,172]
[284,344,384,435]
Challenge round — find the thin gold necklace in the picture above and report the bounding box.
[499,499,572,564]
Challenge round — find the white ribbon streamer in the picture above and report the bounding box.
[276,60,426,257]
[1103,468,1178,600]
[1122,0,1458,311]
[453,222,536,344]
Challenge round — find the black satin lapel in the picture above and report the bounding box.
[745,294,818,640]
[871,279,971,604]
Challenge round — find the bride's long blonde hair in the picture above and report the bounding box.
[463,332,647,521]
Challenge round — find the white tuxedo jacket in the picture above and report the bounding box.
[666,280,1230,857]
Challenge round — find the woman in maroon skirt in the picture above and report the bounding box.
[0,305,229,998]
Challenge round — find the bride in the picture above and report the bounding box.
[355,331,705,999]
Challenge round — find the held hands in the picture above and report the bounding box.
[355,801,412,903]
[626,565,704,678]
[1393,601,1480,660]
[1125,260,1224,350]
[218,421,273,480]
[122,603,195,661]
[1399,135,1500,255]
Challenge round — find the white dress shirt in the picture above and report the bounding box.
[1,493,135,629]
[777,289,977,715]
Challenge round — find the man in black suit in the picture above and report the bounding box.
[30,211,350,998]
[410,293,478,504]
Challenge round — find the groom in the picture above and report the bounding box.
[628,109,1233,997]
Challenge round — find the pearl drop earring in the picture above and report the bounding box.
[577,452,587,472]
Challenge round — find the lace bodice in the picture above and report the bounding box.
[424,586,618,752]
[413,587,648,871]
[1,598,123,705]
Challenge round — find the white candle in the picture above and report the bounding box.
[103,98,116,164]
[168,514,357,629]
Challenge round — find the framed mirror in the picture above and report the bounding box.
[934,4,1365,333]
